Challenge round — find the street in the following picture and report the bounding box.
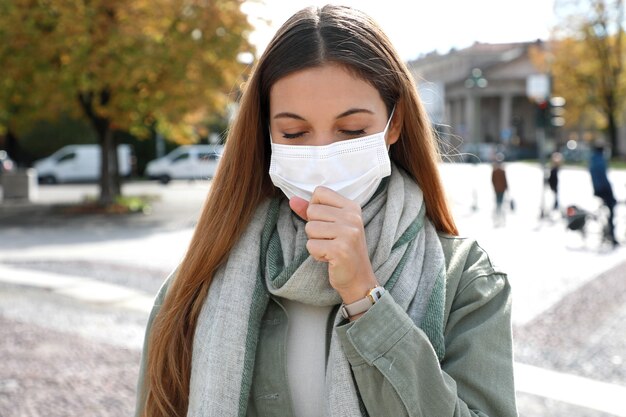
[1,161,625,417]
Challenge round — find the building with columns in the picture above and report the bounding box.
[408,41,548,160]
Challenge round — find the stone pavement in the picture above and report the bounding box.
[0,285,145,417]
[513,259,626,417]
[1,256,625,417]
[0,315,141,417]
[1,164,625,416]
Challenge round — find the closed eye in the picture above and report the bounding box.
[341,129,366,136]
[282,129,366,140]
[283,131,307,139]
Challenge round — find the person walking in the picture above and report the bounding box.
[135,6,518,417]
[491,154,508,227]
[548,152,562,214]
[589,141,618,246]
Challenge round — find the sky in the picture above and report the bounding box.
[242,0,557,61]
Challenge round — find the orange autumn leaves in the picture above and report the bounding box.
[0,0,254,144]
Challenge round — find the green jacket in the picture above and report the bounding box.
[136,234,518,417]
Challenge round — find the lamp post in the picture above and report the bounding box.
[526,73,551,219]
[465,68,488,211]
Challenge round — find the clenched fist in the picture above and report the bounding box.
[289,186,379,308]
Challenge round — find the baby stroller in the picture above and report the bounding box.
[565,204,612,246]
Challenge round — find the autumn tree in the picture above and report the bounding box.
[0,0,70,163]
[550,0,625,156]
[0,0,253,204]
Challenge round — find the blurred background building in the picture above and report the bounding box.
[409,41,544,161]
[409,38,626,162]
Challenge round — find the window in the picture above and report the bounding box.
[172,153,190,163]
[198,153,218,162]
[57,152,76,163]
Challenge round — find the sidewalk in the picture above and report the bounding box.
[1,167,626,416]
[513,259,626,417]
[1,254,625,416]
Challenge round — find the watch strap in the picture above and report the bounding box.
[340,286,385,319]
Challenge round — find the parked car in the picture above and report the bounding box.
[0,150,15,174]
[33,144,133,184]
[145,144,224,184]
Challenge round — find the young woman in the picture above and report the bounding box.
[136,5,518,417]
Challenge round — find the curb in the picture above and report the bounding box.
[515,363,626,416]
[0,264,153,314]
[0,201,55,213]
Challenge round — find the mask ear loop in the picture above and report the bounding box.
[385,106,396,132]
[384,106,397,150]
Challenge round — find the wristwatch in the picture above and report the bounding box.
[340,286,386,320]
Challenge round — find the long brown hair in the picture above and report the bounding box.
[141,5,457,416]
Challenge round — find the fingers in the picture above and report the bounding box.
[305,216,364,239]
[306,186,361,223]
[305,220,337,239]
[310,186,361,212]
[297,187,372,291]
[303,187,365,240]
[305,203,344,223]
[289,186,365,267]
[306,233,359,265]
[306,238,330,263]
[289,186,356,221]
[289,196,309,221]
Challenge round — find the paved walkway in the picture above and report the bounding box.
[1,164,625,416]
[1,244,625,416]
[0,290,142,417]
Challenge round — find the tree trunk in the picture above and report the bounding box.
[112,130,121,193]
[5,128,20,167]
[78,90,121,205]
[607,111,619,157]
[99,127,118,205]
[91,118,122,205]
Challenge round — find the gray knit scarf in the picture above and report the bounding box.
[186,163,446,417]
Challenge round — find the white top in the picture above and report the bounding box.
[281,298,334,417]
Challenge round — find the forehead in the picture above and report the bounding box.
[269,63,385,116]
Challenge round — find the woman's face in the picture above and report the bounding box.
[269,63,401,146]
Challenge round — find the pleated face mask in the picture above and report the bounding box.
[269,110,394,206]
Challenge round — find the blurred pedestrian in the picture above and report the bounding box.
[589,140,618,246]
[491,153,508,227]
[548,152,562,212]
[135,5,517,417]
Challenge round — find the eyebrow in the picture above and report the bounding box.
[272,108,375,121]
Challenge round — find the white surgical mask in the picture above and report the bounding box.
[269,110,394,206]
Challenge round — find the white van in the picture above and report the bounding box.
[145,144,223,184]
[33,144,133,184]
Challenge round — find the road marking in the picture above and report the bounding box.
[0,264,153,314]
[515,362,626,416]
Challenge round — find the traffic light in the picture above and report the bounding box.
[549,96,566,127]
[536,100,549,128]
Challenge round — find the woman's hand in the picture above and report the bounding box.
[289,187,379,305]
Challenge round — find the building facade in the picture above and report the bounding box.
[408,41,548,161]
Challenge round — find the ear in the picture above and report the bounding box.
[386,102,403,146]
